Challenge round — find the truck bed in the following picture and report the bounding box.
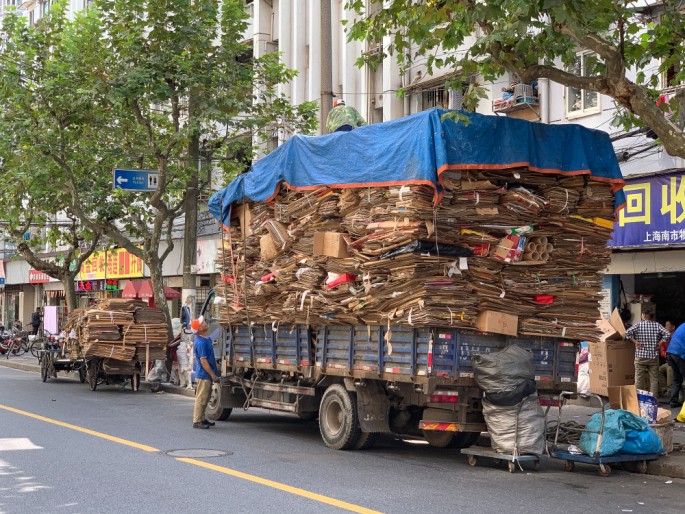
[224,324,577,389]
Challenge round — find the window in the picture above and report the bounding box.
[566,51,600,117]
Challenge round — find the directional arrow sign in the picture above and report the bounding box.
[113,169,160,192]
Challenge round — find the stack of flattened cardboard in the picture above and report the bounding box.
[75,300,169,365]
[214,168,616,340]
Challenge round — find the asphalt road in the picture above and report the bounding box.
[0,367,683,514]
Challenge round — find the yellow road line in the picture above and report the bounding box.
[0,404,159,452]
[1,404,383,514]
[176,458,383,514]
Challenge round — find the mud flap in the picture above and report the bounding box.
[354,381,390,433]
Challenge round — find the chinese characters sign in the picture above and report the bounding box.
[77,248,144,280]
[609,171,685,247]
[29,269,57,284]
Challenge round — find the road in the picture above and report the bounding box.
[0,366,682,514]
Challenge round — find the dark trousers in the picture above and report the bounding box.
[31,325,40,336]
[667,353,685,405]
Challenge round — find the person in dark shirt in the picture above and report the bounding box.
[30,307,42,336]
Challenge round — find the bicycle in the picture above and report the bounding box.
[2,334,26,359]
[30,330,55,359]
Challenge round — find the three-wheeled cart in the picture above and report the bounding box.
[549,391,661,477]
[39,340,86,383]
[85,357,141,392]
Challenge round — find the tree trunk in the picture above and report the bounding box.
[182,105,200,319]
[148,255,172,333]
[63,273,79,311]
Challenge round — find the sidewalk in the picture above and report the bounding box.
[2,354,684,478]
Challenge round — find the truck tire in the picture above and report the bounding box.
[319,384,361,450]
[206,384,233,421]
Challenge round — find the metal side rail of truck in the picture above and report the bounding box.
[200,290,577,451]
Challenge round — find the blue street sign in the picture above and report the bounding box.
[113,169,160,192]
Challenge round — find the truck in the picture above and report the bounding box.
[204,109,626,451]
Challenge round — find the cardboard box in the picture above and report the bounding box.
[260,233,281,261]
[588,340,635,396]
[313,232,350,258]
[490,235,525,263]
[608,385,640,416]
[231,204,253,237]
[475,310,518,337]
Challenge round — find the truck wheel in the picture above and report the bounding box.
[319,384,361,450]
[206,384,233,421]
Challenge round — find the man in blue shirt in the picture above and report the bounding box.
[191,316,220,429]
[666,323,685,408]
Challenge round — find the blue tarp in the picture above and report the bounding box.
[209,109,625,225]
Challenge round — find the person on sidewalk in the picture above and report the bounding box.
[30,307,42,336]
[666,322,685,409]
[626,309,670,398]
[326,99,366,133]
[658,321,677,396]
[191,316,219,429]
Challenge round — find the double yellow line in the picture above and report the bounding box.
[0,404,382,514]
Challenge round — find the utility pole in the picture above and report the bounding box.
[320,0,333,134]
[182,94,200,320]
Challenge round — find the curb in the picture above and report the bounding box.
[647,457,685,479]
[0,359,40,374]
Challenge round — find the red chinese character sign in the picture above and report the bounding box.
[610,170,685,247]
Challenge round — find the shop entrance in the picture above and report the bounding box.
[633,272,685,326]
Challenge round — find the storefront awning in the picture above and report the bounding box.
[138,280,182,300]
[121,280,143,299]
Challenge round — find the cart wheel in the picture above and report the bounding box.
[78,366,86,384]
[637,461,648,474]
[564,460,575,472]
[40,356,49,383]
[508,461,515,473]
[598,463,611,477]
[87,362,99,391]
[533,460,540,471]
[467,455,477,467]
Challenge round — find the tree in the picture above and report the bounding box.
[346,0,685,158]
[0,0,317,323]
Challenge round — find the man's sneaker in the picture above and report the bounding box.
[193,422,209,429]
[202,420,216,427]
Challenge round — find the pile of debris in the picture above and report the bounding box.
[215,168,616,341]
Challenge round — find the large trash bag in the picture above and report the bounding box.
[473,345,535,395]
[579,409,661,457]
[622,427,663,455]
[482,393,547,456]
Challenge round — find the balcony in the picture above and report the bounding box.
[492,84,539,115]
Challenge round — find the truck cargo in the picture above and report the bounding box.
[205,109,625,450]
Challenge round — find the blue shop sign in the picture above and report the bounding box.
[610,170,685,248]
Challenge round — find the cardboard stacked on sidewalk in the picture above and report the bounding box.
[215,168,616,341]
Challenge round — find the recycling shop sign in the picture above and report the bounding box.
[610,170,685,247]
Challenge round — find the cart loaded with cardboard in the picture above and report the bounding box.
[64,299,170,391]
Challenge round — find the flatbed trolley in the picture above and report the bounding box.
[549,391,661,477]
[461,446,544,473]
